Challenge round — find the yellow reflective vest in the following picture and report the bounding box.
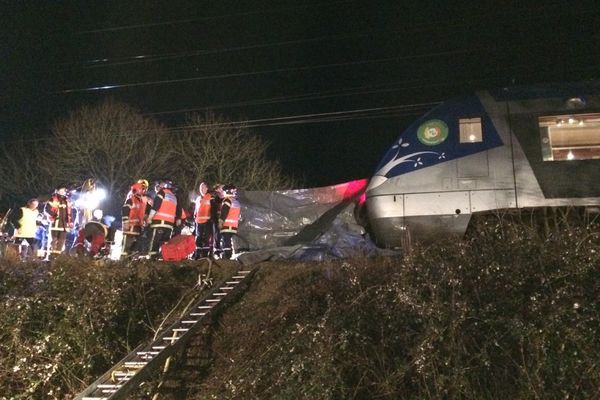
[16,207,39,238]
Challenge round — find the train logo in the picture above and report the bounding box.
[417,119,448,145]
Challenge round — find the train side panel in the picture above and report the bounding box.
[367,83,600,248]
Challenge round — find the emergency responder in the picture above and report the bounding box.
[193,181,213,258]
[146,179,183,259]
[219,184,241,260]
[121,181,152,257]
[211,183,225,258]
[173,203,191,236]
[44,185,74,257]
[137,179,149,190]
[73,209,116,257]
[11,198,41,260]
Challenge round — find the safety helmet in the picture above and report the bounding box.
[92,209,104,220]
[137,179,149,190]
[159,179,173,189]
[223,184,237,196]
[55,185,69,197]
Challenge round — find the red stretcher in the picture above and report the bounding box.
[160,235,196,261]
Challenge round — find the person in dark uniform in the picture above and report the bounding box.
[73,210,116,258]
[193,181,213,258]
[210,183,225,258]
[218,185,241,260]
[146,179,182,259]
[44,186,74,258]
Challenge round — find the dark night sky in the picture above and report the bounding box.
[2,0,599,186]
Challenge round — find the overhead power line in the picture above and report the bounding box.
[75,31,371,69]
[69,4,599,70]
[64,41,557,94]
[56,43,600,96]
[1,103,439,145]
[146,83,441,116]
[76,0,358,34]
[57,48,472,93]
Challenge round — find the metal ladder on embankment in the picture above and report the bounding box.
[74,268,256,400]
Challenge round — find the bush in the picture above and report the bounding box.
[190,215,600,399]
[3,213,600,399]
[0,257,224,400]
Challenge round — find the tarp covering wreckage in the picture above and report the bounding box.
[235,179,398,265]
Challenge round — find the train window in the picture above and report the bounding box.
[539,113,600,161]
[459,118,482,143]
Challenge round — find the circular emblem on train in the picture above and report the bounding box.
[417,119,448,146]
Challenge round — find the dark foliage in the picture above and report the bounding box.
[184,214,600,399]
[2,213,600,399]
[0,257,226,399]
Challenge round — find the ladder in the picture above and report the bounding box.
[74,268,256,400]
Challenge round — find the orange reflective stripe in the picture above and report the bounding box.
[222,201,240,229]
[153,189,177,223]
[128,196,147,227]
[46,195,73,224]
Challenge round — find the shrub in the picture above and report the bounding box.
[0,257,222,400]
[190,215,600,399]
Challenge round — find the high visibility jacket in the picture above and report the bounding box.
[221,198,240,232]
[15,207,39,238]
[194,193,212,223]
[152,188,177,224]
[128,195,149,228]
[45,194,73,229]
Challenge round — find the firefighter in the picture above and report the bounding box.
[173,203,192,236]
[44,185,74,257]
[211,183,225,258]
[11,198,41,260]
[137,179,150,193]
[121,181,152,257]
[73,209,116,257]
[193,181,213,258]
[146,179,182,259]
[218,184,241,260]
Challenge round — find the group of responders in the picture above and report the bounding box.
[2,179,241,262]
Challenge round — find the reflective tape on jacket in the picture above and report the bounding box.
[222,200,240,229]
[194,193,212,223]
[45,195,73,225]
[128,195,148,227]
[153,189,177,223]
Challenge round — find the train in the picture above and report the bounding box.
[365,81,600,249]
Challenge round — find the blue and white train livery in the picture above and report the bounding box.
[366,82,600,248]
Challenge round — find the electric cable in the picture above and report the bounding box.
[0,102,439,145]
[76,0,359,34]
[56,47,480,93]
[55,36,600,95]
[68,5,599,69]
